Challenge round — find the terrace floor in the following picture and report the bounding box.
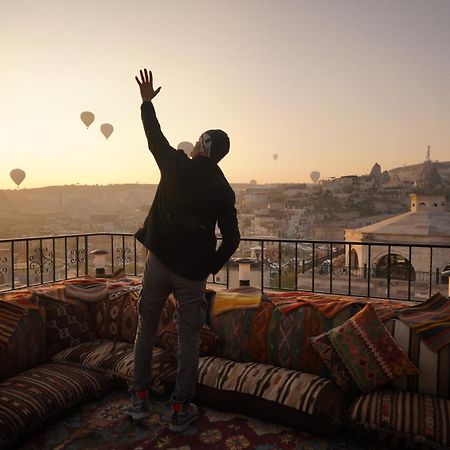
[18,387,379,450]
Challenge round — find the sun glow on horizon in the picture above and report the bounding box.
[2,0,450,190]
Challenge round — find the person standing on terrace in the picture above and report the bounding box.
[128,68,240,432]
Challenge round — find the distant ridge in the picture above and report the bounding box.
[0,184,159,216]
[388,160,450,182]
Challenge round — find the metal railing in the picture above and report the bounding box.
[0,233,140,291]
[1,233,449,302]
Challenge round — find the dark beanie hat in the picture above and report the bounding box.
[204,129,230,163]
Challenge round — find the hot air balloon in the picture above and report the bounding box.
[273,154,278,161]
[310,171,320,184]
[10,169,26,188]
[177,141,194,157]
[80,111,95,129]
[100,123,114,140]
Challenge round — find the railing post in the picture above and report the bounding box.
[11,241,15,290]
[260,240,264,293]
[363,263,367,280]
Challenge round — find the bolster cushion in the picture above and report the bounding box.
[52,339,177,394]
[350,389,450,449]
[0,308,46,382]
[195,356,350,434]
[0,363,112,448]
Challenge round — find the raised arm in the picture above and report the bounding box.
[135,68,176,170]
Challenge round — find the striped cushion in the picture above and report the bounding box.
[350,389,450,448]
[196,356,350,434]
[0,363,112,448]
[52,340,177,394]
[385,318,450,399]
[0,309,46,381]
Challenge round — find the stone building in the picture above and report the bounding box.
[344,161,450,282]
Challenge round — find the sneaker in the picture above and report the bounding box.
[170,402,199,433]
[126,391,151,420]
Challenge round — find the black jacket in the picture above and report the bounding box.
[135,101,240,281]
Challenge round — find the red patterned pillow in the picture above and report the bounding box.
[153,295,180,347]
[159,319,220,358]
[93,292,140,343]
[311,304,418,395]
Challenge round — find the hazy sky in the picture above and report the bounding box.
[2,0,450,189]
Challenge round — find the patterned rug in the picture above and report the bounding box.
[17,389,381,450]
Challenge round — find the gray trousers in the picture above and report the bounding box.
[132,252,207,404]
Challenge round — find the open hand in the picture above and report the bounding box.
[135,69,161,102]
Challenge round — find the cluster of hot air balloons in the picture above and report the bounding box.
[268,150,321,184]
[10,169,26,188]
[80,111,114,140]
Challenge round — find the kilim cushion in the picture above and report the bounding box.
[0,309,46,381]
[41,297,93,358]
[93,292,139,343]
[196,356,350,434]
[350,389,450,449]
[52,340,177,394]
[119,292,140,343]
[159,319,220,358]
[209,300,357,377]
[93,292,177,345]
[310,304,418,395]
[0,363,112,448]
[154,294,178,346]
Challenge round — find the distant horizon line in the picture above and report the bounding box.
[2,158,449,191]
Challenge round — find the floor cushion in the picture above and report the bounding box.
[52,340,177,394]
[0,308,46,382]
[350,389,450,449]
[40,297,94,358]
[196,356,350,434]
[0,363,112,448]
[92,291,140,343]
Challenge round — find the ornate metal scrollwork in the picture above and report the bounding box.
[116,247,132,264]
[0,257,7,274]
[70,249,86,264]
[29,247,54,275]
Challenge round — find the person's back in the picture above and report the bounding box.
[129,68,240,433]
[136,137,238,280]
